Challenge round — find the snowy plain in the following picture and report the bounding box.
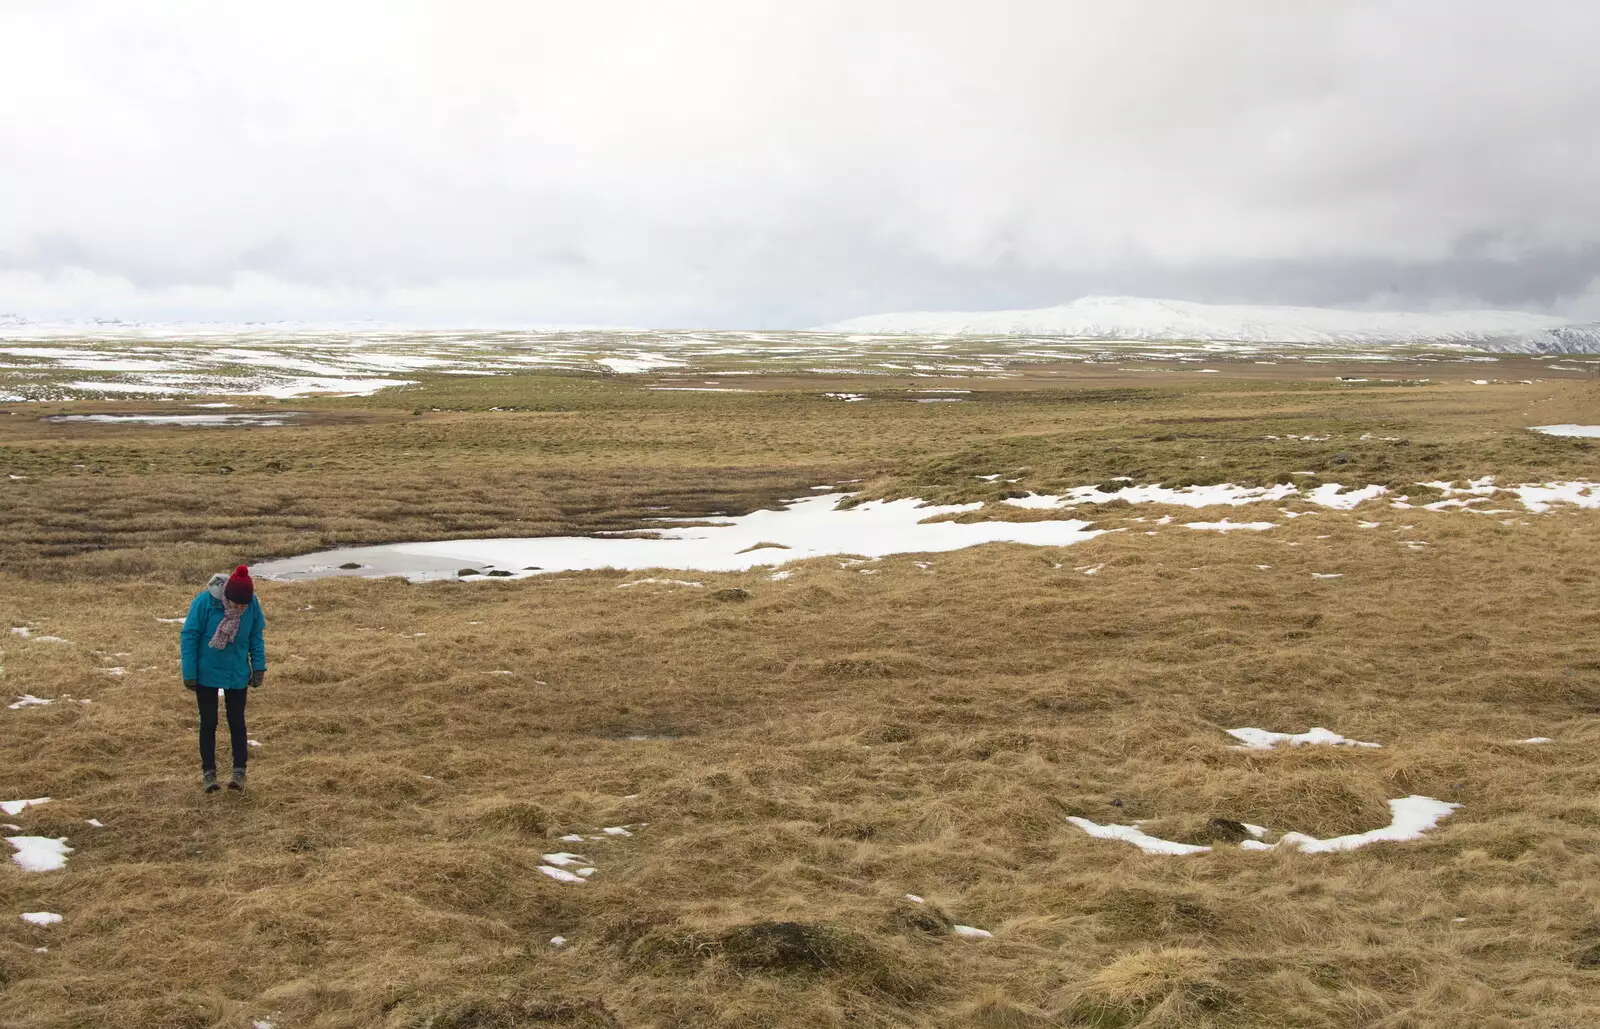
[3,316,1597,402]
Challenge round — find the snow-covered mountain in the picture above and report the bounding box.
[813,296,1600,352]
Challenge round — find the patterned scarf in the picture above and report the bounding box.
[206,573,248,650]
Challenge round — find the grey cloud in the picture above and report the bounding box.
[2,1,1599,326]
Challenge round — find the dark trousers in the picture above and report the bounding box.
[196,687,249,771]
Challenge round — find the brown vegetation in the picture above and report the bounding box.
[1,360,1599,1026]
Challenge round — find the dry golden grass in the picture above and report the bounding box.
[2,361,1599,1027]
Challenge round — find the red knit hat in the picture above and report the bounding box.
[223,565,253,604]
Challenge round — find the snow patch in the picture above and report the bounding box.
[596,356,684,374]
[617,578,704,589]
[1510,482,1600,513]
[1226,728,1380,750]
[43,413,294,427]
[0,797,51,816]
[1065,817,1212,856]
[541,852,588,867]
[1005,482,1299,509]
[1070,797,1457,856]
[1239,796,1459,853]
[255,494,1107,583]
[6,836,73,872]
[254,476,1600,586]
[21,912,62,926]
[253,377,411,398]
[648,386,751,393]
[9,628,69,643]
[538,825,642,883]
[1303,483,1388,510]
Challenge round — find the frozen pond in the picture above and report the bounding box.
[254,493,1105,582]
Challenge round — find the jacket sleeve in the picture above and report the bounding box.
[249,599,267,672]
[180,595,203,681]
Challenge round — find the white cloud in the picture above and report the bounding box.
[2,1,1598,325]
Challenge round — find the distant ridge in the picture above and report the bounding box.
[813,296,1600,352]
[0,315,645,338]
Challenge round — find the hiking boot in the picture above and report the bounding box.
[228,767,246,791]
[203,769,220,793]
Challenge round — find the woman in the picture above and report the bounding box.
[180,565,267,792]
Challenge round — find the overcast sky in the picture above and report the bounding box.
[3,1,1599,327]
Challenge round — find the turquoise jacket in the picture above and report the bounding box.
[180,592,266,689]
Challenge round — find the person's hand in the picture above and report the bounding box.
[249,670,265,688]
[183,679,198,690]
